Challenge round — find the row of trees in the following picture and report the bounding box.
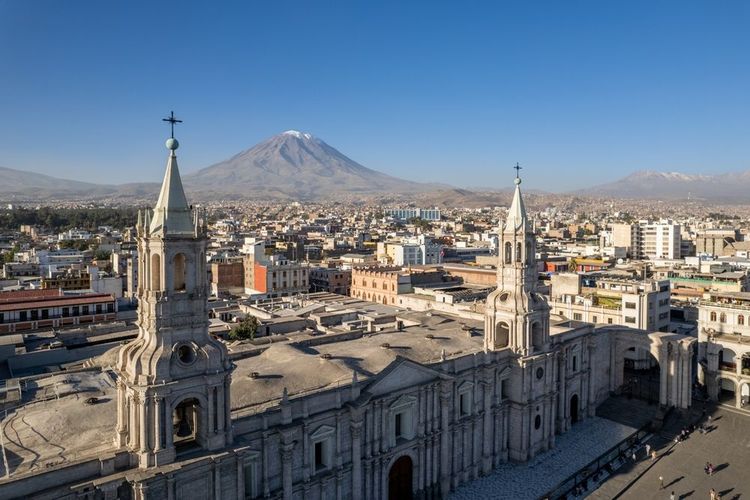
[0,207,140,232]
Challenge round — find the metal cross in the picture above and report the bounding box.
[162,111,183,138]
[514,162,522,178]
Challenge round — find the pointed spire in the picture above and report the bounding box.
[504,176,528,233]
[149,142,194,236]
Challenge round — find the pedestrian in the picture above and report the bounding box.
[708,463,714,476]
[710,487,717,500]
[652,450,657,460]
[632,451,637,462]
[646,443,651,456]
[670,492,675,500]
[704,462,710,474]
[660,475,664,489]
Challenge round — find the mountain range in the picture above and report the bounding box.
[0,132,748,203]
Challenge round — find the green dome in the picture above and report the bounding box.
[166,137,179,150]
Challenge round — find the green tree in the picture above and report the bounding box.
[229,315,260,341]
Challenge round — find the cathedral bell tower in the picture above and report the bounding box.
[115,118,233,468]
[484,170,550,355]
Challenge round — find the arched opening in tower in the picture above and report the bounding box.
[173,253,187,291]
[495,322,510,349]
[173,397,201,449]
[151,254,161,290]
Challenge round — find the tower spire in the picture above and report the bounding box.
[149,113,194,236]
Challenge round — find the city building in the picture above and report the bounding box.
[549,272,671,332]
[612,221,681,260]
[309,266,352,295]
[697,291,750,409]
[209,257,245,296]
[385,208,441,221]
[0,147,695,500]
[0,288,117,334]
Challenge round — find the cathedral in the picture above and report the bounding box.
[0,134,695,500]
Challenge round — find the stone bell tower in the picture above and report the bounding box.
[484,170,550,355]
[115,118,233,468]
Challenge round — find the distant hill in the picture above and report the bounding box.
[576,170,750,202]
[183,130,445,199]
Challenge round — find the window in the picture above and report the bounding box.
[710,311,717,322]
[0,313,4,324]
[739,315,745,326]
[625,302,636,309]
[516,242,522,262]
[390,395,416,445]
[573,313,582,321]
[572,356,577,371]
[310,426,334,473]
[500,378,510,401]
[30,310,38,321]
[62,307,69,317]
[19,311,27,322]
[72,306,80,316]
[82,306,89,315]
[244,462,257,499]
[720,313,726,324]
[41,309,49,320]
[107,303,114,313]
[592,316,598,323]
[96,304,102,314]
[625,316,636,324]
[458,384,473,417]
[534,414,541,430]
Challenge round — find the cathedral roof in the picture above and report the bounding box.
[149,150,194,236]
[504,177,528,233]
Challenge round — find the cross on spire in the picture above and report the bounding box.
[514,162,522,179]
[162,111,182,138]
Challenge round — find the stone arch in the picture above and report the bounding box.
[384,450,419,500]
[613,338,661,404]
[150,253,161,291]
[718,377,736,405]
[719,347,737,372]
[171,392,209,450]
[504,242,512,264]
[495,322,510,348]
[570,393,580,423]
[741,382,750,408]
[173,253,187,291]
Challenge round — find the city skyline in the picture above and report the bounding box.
[1,1,749,191]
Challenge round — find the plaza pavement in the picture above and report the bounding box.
[590,404,750,500]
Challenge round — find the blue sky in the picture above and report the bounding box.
[0,1,748,191]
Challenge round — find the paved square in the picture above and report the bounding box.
[595,406,750,500]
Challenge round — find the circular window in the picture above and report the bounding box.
[177,344,196,364]
[536,367,544,379]
[534,415,541,430]
[499,292,509,302]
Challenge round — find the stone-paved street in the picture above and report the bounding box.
[592,405,750,500]
[449,417,636,500]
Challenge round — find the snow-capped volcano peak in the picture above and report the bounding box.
[282,130,313,140]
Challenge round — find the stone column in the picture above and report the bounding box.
[139,395,149,453]
[481,378,492,474]
[351,420,363,500]
[557,353,566,432]
[281,442,294,500]
[134,482,149,500]
[588,344,597,416]
[154,396,163,452]
[236,459,245,500]
[439,382,451,497]
[129,393,139,450]
[115,381,127,446]
[659,344,669,407]
[225,376,232,436]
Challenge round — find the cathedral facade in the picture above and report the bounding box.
[0,137,695,500]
